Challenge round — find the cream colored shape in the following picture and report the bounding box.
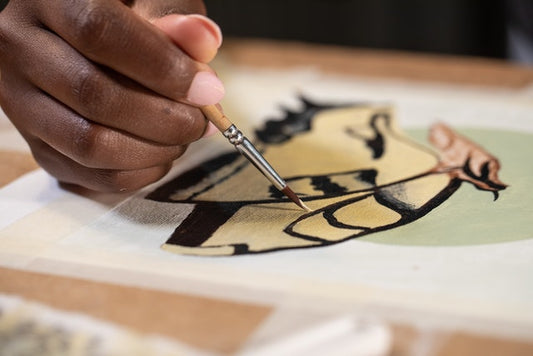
[204,203,320,252]
[291,198,370,242]
[333,195,402,229]
[163,105,449,256]
[289,194,402,244]
[379,174,452,210]
[191,106,438,203]
[171,172,450,255]
[162,202,322,256]
[266,107,438,183]
[329,173,375,192]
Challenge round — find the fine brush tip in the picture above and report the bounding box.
[281,186,313,212]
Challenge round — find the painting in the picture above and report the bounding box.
[146,98,507,256]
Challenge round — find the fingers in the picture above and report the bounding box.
[0,72,175,192]
[15,25,207,145]
[0,72,187,171]
[0,0,222,192]
[29,138,173,192]
[37,0,224,106]
[153,14,222,63]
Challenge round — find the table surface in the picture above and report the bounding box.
[1,39,533,355]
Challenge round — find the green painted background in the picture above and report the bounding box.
[360,128,533,246]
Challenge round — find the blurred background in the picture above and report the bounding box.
[204,0,533,64]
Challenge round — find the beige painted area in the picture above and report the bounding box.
[161,106,449,255]
[160,103,509,256]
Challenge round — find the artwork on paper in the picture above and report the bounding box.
[146,98,507,256]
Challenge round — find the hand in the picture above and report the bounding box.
[0,0,224,192]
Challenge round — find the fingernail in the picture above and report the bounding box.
[201,121,219,138]
[187,71,225,106]
[187,14,223,48]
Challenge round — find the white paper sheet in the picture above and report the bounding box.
[1,65,532,341]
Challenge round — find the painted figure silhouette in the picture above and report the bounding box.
[147,99,507,255]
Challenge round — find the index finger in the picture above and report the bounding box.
[38,0,223,105]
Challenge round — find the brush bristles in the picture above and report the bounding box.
[281,186,313,212]
[298,199,313,212]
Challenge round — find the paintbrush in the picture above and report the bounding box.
[201,105,311,212]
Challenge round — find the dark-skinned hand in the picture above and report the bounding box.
[0,0,224,192]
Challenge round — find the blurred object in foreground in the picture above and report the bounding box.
[0,295,211,356]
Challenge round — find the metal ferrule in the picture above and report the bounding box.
[223,125,286,190]
[223,125,245,146]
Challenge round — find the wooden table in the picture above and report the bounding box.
[1,39,533,355]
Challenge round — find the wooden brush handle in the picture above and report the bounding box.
[201,105,233,132]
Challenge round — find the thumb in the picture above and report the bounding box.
[152,14,223,63]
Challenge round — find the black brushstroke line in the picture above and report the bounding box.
[345,112,389,159]
[154,97,506,256]
[146,151,242,202]
[276,179,464,252]
[322,197,373,231]
[462,157,507,200]
[178,180,464,256]
[284,193,373,243]
[166,202,245,247]
[164,169,460,254]
[187,159,250,202]
[368,112,387,159]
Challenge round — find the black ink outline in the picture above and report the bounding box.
[147,98,506,256]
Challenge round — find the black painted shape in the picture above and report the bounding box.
[373,178,463,228]
[147,96,507,256]
[268,169,378,201]
[311,176,348,195]
[376,185,417,216]
[269,169,378,201]
[462,157,507,200]
[367,113,389,159]
[283,177,464,247]
[359,169,378,186]
[166,202,245,247]
[146,151,242,203]
[255,96,357,144]
[232,244,250,255]
[268,184,283,199]
[345,112,390,159]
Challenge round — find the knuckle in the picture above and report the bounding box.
[73,3,112,54]
[155,51,195,99]
[160,106,205,145]
[181,108,206,141]
[72,66,108,118]
[72,122,105,167]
